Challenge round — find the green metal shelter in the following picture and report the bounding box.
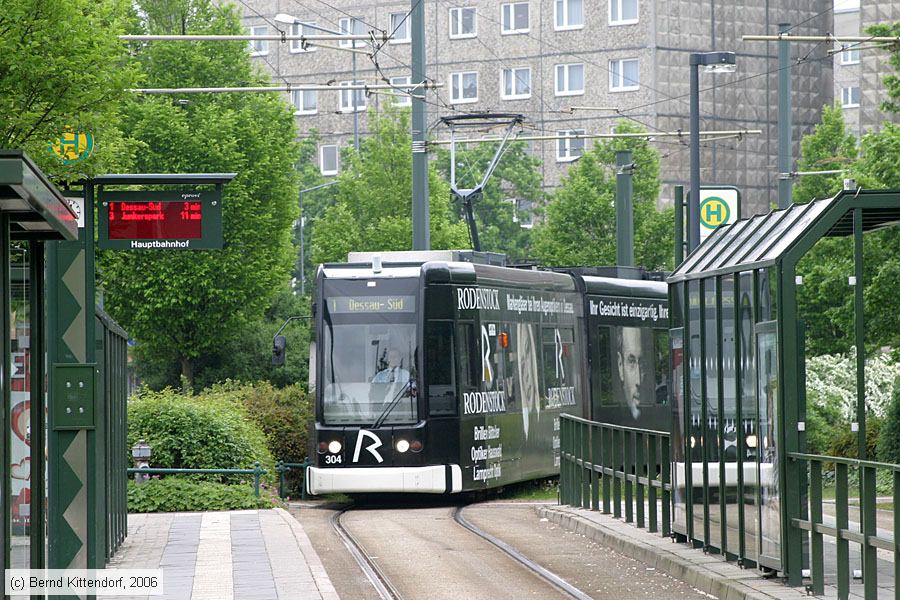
[0,151,130,579]
[666,188,900,594]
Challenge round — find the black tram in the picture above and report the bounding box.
[306,251,588,495]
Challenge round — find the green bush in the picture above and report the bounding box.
[202,380,312,496]
[127,386,275,484]
[878,377,900,465]
[826,415,883,459]
[127,478,277,512]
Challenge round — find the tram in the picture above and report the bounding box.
[306,250,588,495]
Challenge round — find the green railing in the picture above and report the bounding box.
[126,463,268,497]
[788,452,899,598]
[559,414,671,536]
[275,459,309,500]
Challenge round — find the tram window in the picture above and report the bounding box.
[597,327,614,406]
[456,322,479,389]
[426,321,456,416]
[653,330,669,405]
[541,327,576,391]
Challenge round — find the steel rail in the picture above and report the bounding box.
[453,504,594,600]
[331,507,403,600]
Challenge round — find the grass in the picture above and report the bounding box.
[497,477,560,501]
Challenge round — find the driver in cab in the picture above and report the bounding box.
[371,349,410,383]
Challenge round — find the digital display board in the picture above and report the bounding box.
[98,190,223,250]
[328,295,416,314]
[108,200,202,240]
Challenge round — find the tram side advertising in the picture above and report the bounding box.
[454,281,585,490]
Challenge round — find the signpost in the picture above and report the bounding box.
[688,186,741,242]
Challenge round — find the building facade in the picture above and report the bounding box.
[238,1,855,217]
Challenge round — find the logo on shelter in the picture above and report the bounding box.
[49,129,94,164]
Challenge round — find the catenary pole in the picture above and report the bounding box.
[411,0,429,250]
[778,24,793,209]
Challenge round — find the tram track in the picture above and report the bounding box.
[333,500,593,600]
[331,506,403,600]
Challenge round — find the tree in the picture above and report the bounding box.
[793,42,900,356]
[433,140,544,260]
[531,121,672,271]
[98,0,301,388]
[792,104,857,203]
[310,104,469,265]
[0,0,140,179]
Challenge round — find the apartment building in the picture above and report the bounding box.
[240,1,835,216]
[834,0,898,137]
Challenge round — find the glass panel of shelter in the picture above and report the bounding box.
[9,244,29,569]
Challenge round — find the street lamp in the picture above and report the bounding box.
[689,51,736,253]
[274,13,361,150]
[297,180,339,296]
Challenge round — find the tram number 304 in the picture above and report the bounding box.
[325,455,343,464]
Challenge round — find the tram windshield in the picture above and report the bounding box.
[320,278,418,425]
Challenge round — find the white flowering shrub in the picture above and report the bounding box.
[806,348,900,419]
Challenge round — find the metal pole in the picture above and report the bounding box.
[299,189,306,296]
[411,0,429,249]
[689,56,701,253]
[854,208,865,460]
[615,150,634,268]
[674,185,684,266]
[352,51,359,151]
[778,23,793,209]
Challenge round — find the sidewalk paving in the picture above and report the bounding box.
[107,508,338,600]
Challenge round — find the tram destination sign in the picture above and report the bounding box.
[328,295,416,314]
[97,189,223,250]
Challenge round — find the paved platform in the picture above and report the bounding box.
[107,508,338,600]
[540,504,895,600]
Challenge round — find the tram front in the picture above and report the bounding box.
[308,264,451,494]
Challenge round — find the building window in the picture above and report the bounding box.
[557,130,585,162]
[289,22,317,53]
[340,80,366,112]
[609,0,638,25]
[555,0,584,30]
[449,7,477,38]
[291,89,317,115]
[833,0,860,13]
[508,198,534,228]
[555,63,584,96]
[501,67,531,100]
[841,86,860,108]
[320,145,338,175]
[450,71,478,103]
[840,47,860,65]
[609,58,639,91]
[339,17,365,48]
[249,25,268,56]
[390,76,412,106]
[501,2,529,35]
[390,12,410,43]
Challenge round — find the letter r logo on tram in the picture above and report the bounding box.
[353,430,384,463]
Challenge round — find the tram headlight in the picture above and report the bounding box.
[395,439,410,453]
[328,440,342,454]
[746,434,758,449]
[690,436,697,449]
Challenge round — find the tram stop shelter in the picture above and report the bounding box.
[666,188,900,595]
[0,151,129,578]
